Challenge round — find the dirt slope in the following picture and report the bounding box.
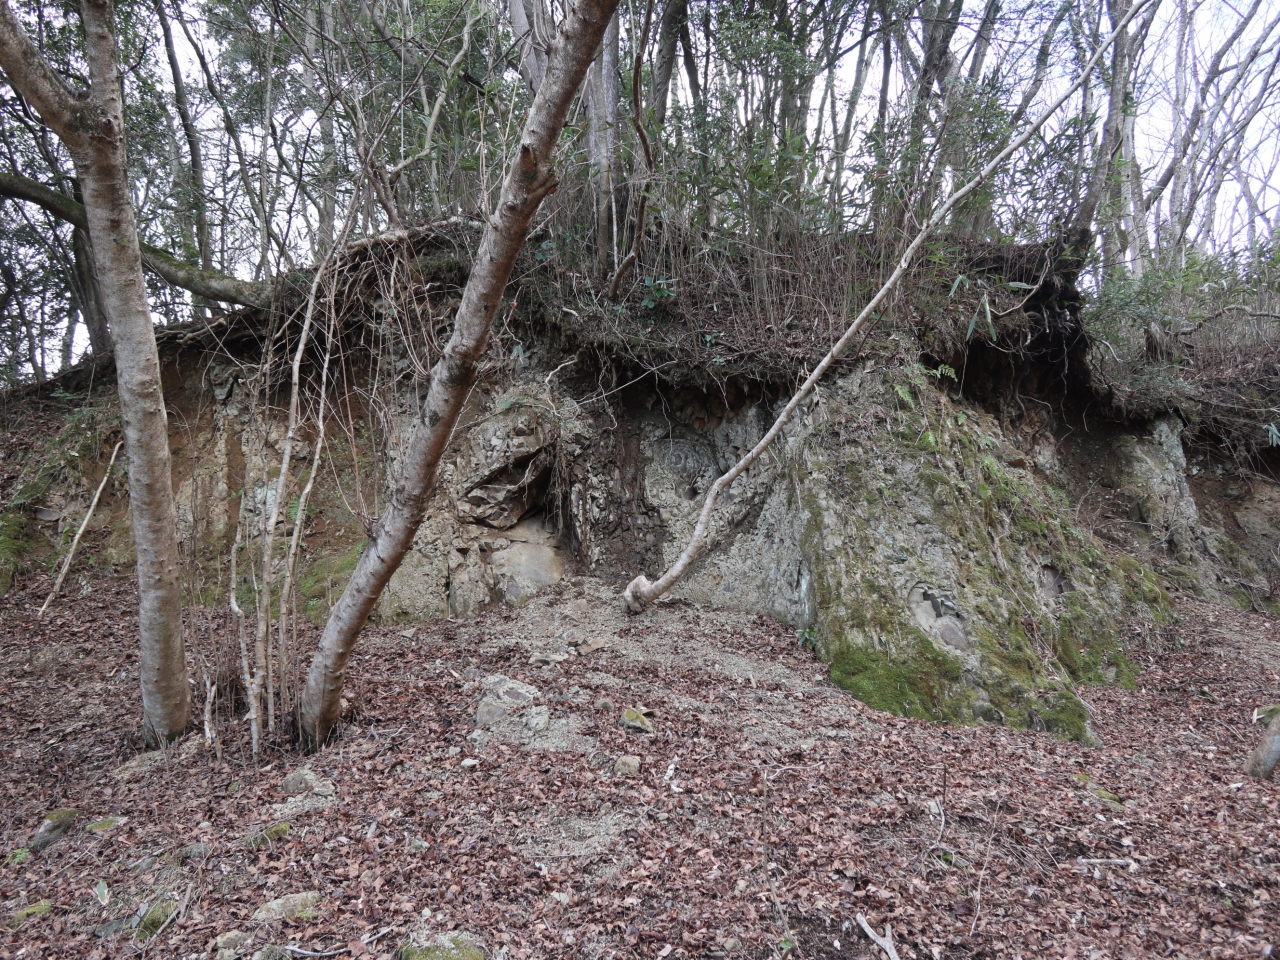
[0,575,1277,959]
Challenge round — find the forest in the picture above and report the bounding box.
[0,0,1278,955]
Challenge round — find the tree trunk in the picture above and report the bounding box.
[650,0,683,127]
[1246,708,1280,780]
[155,0,209,273]
[0,0,190,743]
[298,0,624,748]
[71,224,112,355]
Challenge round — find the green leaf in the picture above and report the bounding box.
[1006,281,1036,290]
[984,295,996,340]
[94,880,109,905]
[949,274,968,298]
[966,306,981,341]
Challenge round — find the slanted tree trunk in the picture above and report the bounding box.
[0,171,273,307]
[298,0,625,748]
[0,0,190,743]
[70,222,113,355]
[1246,707,1280,780]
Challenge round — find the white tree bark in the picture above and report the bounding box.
[299,0,624,747]
[623,0,1155,613]
[0,0,190,742]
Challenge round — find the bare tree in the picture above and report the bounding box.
[0,0,190,741]
[298,0,625,747]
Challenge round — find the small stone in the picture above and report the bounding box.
[460,758,479,769]
[576,639,606,656]
[113,751,166,782]
[252,890,321,922]
[243,822,291,849]
[524,705,550,733]
[722,937,742,952]
[30,809,78,852]
[620,708,654,735]
[656,812,669,821]
[529,651,569,666]
[86,816,123,832]
[595,698,616,712]
[251,947,292,960]
[280,767,317,795]
[614,755,641,776]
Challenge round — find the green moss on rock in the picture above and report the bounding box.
[244,822,290,849]
[134,899,178,940]
[397,934,485,960]
[829,635,967,722]
[8,899,51,929]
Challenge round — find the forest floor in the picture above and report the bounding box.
[0,574,1277,960]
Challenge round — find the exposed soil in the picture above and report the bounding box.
[0,574,1277,960]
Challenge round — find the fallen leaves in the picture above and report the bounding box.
[0,576,1274,959]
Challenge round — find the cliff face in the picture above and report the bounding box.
[4,324,1275,743]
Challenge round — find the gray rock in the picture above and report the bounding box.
[279,767,317,795]
[94,916,131,938]
[174,842,212,863]
[595,698,616,712]
[252,890,321,922]
[214,929,251,958]
[29,809,78,853]
[473,675,539,727]
[614,755,641,776]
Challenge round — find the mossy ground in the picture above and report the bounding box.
[0,512,31,594]
[297,546,363,625]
